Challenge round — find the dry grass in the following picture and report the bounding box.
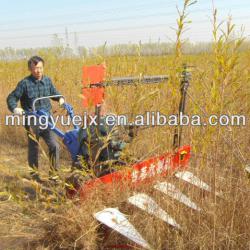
[0,2,250,249]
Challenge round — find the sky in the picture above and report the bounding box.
[0,0,249,49]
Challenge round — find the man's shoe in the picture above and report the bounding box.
[30,171,43,183]
[48,174,62,185]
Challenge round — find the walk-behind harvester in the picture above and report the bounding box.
[28,64,222,249]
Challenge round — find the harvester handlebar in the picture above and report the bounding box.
[32,95,64,111]
[31,95,77,128]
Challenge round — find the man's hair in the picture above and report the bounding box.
[28,56,44,69]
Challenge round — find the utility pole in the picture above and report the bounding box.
[65,27,69,48]
[74,32,78,55]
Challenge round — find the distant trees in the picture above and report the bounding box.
[0,40,249,61]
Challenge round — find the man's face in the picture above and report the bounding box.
[29,61,44,80]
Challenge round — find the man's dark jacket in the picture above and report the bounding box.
[7,75,61,113]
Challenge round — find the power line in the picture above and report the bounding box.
[0,0,174,27]
[0,3,249,33]
[0,12,177,32]
[1,23,171,40]
[1,15,250,41]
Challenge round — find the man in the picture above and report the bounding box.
[7,56,65,182]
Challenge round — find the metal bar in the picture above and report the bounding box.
[173,64,191,150]
[82,75,168,88]
[32,95,63,111]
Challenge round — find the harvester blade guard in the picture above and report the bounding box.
[94,207,151,250]
[154,182,201,211]
[128,193,181,229]
[245,166,250,174]
[175,171,212,192]
[176,171,224,197]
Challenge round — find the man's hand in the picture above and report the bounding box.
[13,107,24,115]
[59,97,65,107]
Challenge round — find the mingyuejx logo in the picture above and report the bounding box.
[4,111,246,129]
